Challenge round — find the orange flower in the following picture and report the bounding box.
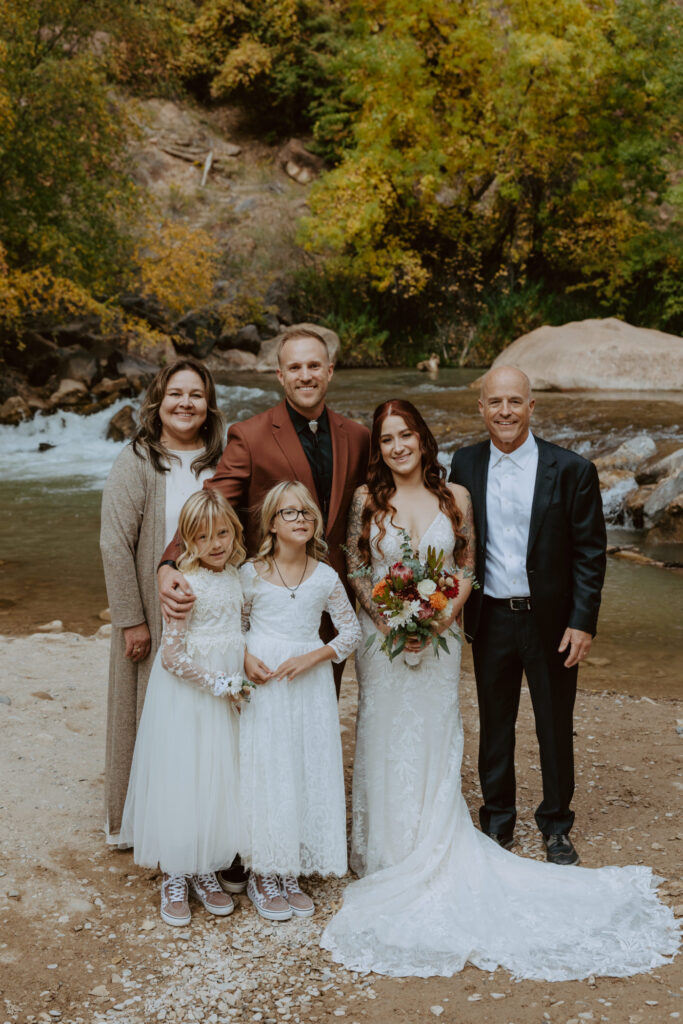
[372,578,389,599]
[429,591,448,612]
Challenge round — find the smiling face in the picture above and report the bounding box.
[276,335,333,419]
[478,366,535,453]
[378,414,423,478]
[158,369,208,450]
[195,517,235,572]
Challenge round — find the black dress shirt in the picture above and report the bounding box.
[286,401,333,524]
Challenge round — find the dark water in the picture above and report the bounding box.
[0,368,681,698]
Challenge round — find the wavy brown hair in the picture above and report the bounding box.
[359,399,466,563]
[132,357,224,476]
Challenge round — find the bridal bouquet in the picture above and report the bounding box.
[365,531,461,664]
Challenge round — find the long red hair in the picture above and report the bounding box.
[358,400,466,563]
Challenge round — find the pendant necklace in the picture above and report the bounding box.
[272,555,308,599]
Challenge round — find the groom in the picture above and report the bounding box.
[449,366,606,866]
[157,326,370,694]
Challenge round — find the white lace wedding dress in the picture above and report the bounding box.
[320,512,680,980]
[239,560,362,878]
[120,566,245,875]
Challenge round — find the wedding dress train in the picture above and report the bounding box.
[321,513,680,980]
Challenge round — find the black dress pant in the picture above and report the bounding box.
[471,597,578,837]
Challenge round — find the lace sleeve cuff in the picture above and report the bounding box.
[325,578,362,663]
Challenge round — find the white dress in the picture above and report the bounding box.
[321,512,680,980]
[120,566,246,875]
[239,560,362,878]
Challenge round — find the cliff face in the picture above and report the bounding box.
[0,98,325,424]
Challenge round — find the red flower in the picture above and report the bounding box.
[390,562,414,589]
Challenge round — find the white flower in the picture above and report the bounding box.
[388,599,422,628]
[417,578,437,598]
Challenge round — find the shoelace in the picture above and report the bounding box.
[260,874,282,899]
[164,874,188,903]
[194,873,222,894]
[280,875,302,895]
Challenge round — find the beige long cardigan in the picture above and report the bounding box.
[100,443,168,839]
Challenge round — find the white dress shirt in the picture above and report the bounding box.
[483,432,538,598]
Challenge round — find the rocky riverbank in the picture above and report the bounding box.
[1,633,681,1024]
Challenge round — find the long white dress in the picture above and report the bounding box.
[320,512,680,980]
[120,566,245,875]
[239,560,362,878]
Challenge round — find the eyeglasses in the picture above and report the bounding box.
[276,507,317,523]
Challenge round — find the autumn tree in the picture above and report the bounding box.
[300,0,683,350]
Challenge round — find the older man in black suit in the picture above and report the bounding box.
[449,366,606,866]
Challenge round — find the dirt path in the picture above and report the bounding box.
[1,634,681,1024]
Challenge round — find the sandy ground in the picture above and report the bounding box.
[0,633,681,1024]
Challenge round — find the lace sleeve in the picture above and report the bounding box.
[160,619,245,699]
[324,578,363,664]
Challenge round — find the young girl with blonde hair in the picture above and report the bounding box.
[240,481,362,921]
[121,490,249,927]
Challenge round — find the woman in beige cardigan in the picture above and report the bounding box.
[100,357,224,845]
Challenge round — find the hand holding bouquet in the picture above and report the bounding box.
[366,531,462,664]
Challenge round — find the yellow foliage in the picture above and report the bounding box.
[134,221,219,319]
[212,36,273,95]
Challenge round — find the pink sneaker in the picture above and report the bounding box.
[189,873,234,916]
[279,875,315,918]
[247,873,293,921]
[160,874,191,927]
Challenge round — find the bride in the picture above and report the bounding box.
[320,399,679,981]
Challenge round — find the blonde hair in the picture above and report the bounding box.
[254,481,328,566]
[177,490,245,572]
[277,327,330,366]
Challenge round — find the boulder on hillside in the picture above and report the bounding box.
[647,495,683,543]
[636,446,683,486]
[593,434,656,476]
[106,404,137,442]
[60,346,99,388]
[206,349,259,374]
[277,139,324,186]
[216,324,262,355]
[254,323,340,372]
[490,318,683,390]
[0,395,31,425]
[48,378,88,408]
[3,332,62,387]
[173,309,223,359]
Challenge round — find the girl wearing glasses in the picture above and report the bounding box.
[239,481,362,921]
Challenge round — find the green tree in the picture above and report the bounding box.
[300,0,683,340]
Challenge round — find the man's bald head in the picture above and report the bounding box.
[480,365,532,402]
[478,364,535,454]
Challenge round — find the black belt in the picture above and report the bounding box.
[485,596,532,612]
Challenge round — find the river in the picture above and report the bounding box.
[1,368,681,699]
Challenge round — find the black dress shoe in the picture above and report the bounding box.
[485,832,514,851]
[543,833,580,866]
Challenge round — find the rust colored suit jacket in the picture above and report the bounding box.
[163,400,370,596]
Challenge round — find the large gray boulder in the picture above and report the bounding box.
[492,317,683,390]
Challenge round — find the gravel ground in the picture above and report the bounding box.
[0,633,681,1024]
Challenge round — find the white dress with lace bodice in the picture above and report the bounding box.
[239,560,361,877]
[321,513,680,980]
[120,566,246,874]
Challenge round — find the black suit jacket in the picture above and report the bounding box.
[449,435,606,654]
